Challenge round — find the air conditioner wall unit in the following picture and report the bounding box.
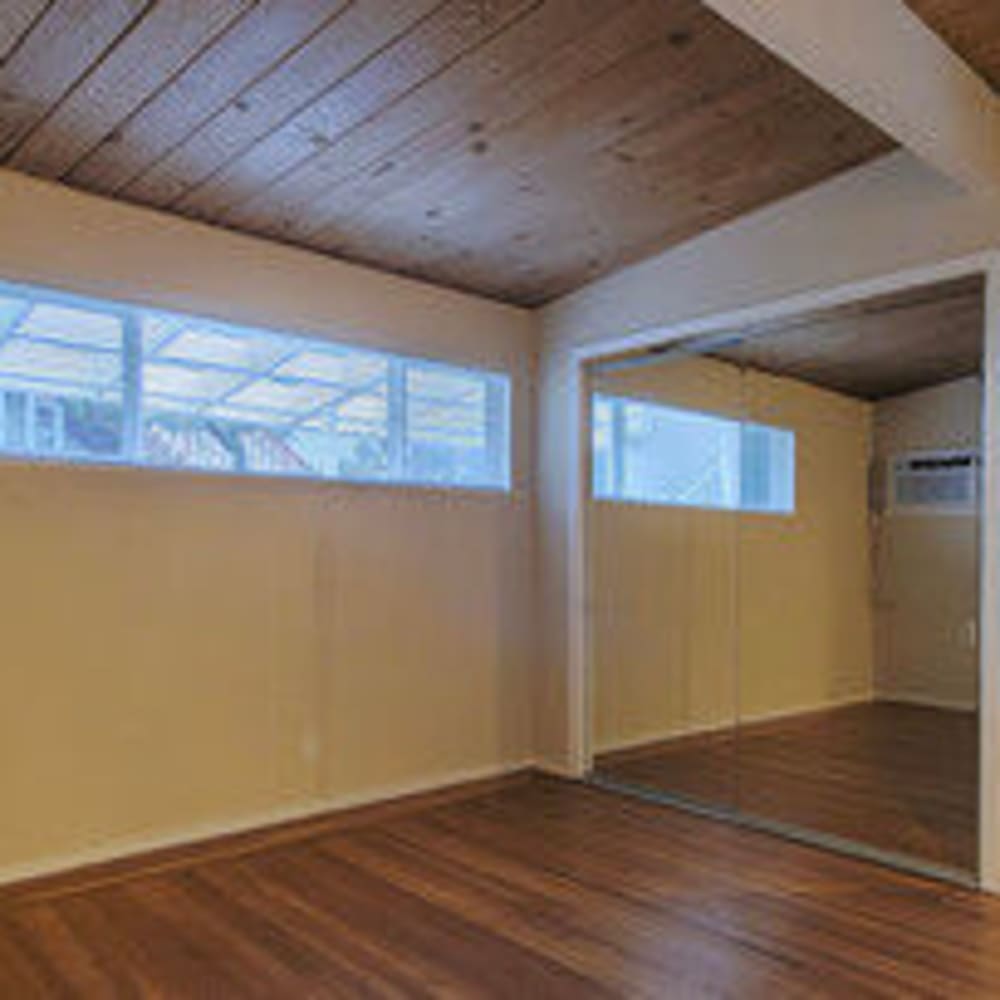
[888,449,980,515]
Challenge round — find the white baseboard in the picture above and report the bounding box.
[0,758,534,890]
[595,693,873,757]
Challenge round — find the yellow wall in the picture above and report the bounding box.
[0,170,538,881]
[590,356,874,751]
[872,376,981,710]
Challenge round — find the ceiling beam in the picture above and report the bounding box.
[700,0,1000,200]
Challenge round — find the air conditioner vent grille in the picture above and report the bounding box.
[890,449,979,514]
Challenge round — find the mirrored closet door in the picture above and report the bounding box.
[589,351,742,816]
[588,275,984,883]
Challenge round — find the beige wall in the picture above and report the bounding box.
[0,169,539,881]
[872,376,982,710]
[590,357,873,752]
[537,149,1000,771]
[0,147,993,873]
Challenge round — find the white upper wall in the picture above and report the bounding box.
[542,150,1000,353]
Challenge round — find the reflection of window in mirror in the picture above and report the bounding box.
[592,393,794,514]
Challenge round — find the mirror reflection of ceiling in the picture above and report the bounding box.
[706,276,984,401]
[600,275,986,401]
[698,276,985,401]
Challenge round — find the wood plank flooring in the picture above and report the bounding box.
[3,773,1000,996]
[596,701,978,875]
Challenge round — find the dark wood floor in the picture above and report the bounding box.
[596,701,979,874]
[3,773,1000,997]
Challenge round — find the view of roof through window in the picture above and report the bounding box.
[0,284,511,490]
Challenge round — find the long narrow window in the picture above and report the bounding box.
[0,282,511,490]
[592,393,794,513]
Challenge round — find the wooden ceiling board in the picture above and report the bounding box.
[313,59,790,294]
[103,0,445,209]
[0,1,50,62]
[906,0,1000,91]
[0,0,148,160]
[708,277,985,400]
[295,5,890,303]
[305,0,779,248]
[64,1,353,197]
[429,115,882,302]
[1,0,895,306]
[172,0,539,221]
[213,0,632,244]
[8,0,255,179]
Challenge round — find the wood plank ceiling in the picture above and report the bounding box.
[0,1,894,306]
[906,0,1000,92]
[708,276,985,400]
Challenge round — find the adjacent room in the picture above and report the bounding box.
[0,0,997,995]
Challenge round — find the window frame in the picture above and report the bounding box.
[0,278,513,494]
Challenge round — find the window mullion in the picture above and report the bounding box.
[121,312,143,462]
[25,394,37,452]
[387,357,407,481]
[484,375,507,486]
[611,399,627,496]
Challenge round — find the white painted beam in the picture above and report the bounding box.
[700,0,1000,200]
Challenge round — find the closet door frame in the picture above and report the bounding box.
[565,250,1000,892]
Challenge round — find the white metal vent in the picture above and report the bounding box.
[889,449,980,514]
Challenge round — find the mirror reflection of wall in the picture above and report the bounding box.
[589,275,984,881]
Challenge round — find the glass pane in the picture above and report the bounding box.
[589,358,741,817]
[276,349,386,388]
[623,401,739,507]
[225,379,337,415]
[591,395,615,496]
[156,326,288,371]
[0,297,125,461]
[0,391,123,459]
[740,422,795,513]
[143,414,240,471]
[593,394,794,515]
[404,363,507,488]
[325,385,390,481]
[141,315,179,355]
[140,321,392,476]
[19,303,123,349]
[143,363,246,402]
[732,300,982,881]
[0,281,512,491]
[0,339,120,389]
